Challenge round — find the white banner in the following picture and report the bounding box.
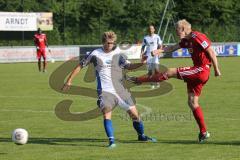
[0,12,37,31]
[36,12,53,31]
[0,46,79,63]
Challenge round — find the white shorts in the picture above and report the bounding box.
[147,63,159,75]
[97,91,135,111]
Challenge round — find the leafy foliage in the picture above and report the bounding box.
[0,0,239,45]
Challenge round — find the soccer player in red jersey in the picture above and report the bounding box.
[34,28,49,72]
[131,19,221,142]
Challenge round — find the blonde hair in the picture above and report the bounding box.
[176,19,192,32]
[102,31,117,43]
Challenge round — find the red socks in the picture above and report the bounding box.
[137,72,168,83]
[193,107,207,134]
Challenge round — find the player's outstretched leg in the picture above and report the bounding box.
[124,75,142,85]
[127,72,168,84]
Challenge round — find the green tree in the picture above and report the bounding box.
[0,0,240,45]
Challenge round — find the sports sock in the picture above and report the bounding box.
[137,72,168,83]
[193,106,207,134]
[133,121,144,136]
[38,60,41,71]
[104,119,114,143]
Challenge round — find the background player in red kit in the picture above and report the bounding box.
[131,19,221,142]
[34,28,49,72]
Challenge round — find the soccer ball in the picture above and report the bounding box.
[12,128,29,145]
[51,58,55,63]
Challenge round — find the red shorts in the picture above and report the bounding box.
[177,65,210,96]
[37,48,46,59]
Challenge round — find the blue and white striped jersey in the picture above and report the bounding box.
[80,47,130,95]
[142,34,162,64]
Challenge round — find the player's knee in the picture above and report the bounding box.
[102,109,112,119]
[188,100,199,110]
[166,68,177,78]
[131,116,140,121]
[103,114,111,119]
[128,111,139,121]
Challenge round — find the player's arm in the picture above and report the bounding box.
[152,44,180,56]
[206,47,221,77]
[62,64,82,91]
[157,43,162,49]
[44,35,50,51]
[140,38,147,63]
[156,43,163,57]
[62,52,93,91]
[45,38,48,47]
[33,37,36,46]
[154,37,163,58]
[157,36,163,49]
[140,45,147,64]
[140,45,145,56]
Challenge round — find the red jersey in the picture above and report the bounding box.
[179,31,211,66]
[34,33,47,48]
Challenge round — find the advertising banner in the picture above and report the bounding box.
[0,43,239,63]
[36,12,53,31]
[172,43,239,57]
[238,44,240,56]
[0,46,79,63]
[0,12,37,31]
[0,12,53,31]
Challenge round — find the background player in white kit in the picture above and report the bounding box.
[141,25,162,89]
[62,31,156,148]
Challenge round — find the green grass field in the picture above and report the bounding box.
[0,57,240,160]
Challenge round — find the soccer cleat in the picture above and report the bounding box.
[108,143,116,148]
[125,76,141,85]
[151,85,155,89]
[138,135,157,142]
[198,131,210,143]
[155,83,160,88]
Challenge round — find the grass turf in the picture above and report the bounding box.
[0,57,240,160]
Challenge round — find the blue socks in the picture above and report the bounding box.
[104,120,145,144]
[133,121,144,136]
[104,119,114,144]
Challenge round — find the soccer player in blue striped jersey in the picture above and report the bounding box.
[141,25,162,89]
[62,31,156,148]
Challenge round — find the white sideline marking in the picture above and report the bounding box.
[0,109,54,113]
[0,95,78,100]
